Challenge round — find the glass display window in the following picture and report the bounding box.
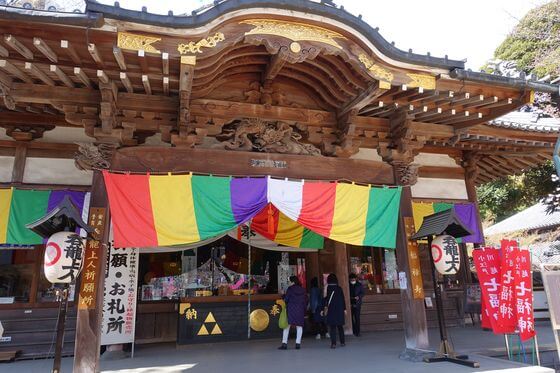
[0,248,35,303]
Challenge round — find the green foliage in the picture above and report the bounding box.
[493,1,560,77]
[477,162,556,222]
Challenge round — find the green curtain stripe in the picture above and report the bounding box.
[191,176,236,241]
[300,228,324,249]
[363,187,402,248]
[7,189,50,244]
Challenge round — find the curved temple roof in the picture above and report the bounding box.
[84,0,465,70]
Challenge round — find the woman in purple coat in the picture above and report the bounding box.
[279,276,307,350]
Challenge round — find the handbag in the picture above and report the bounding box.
[323,288,335,317]
[278,300,289,329]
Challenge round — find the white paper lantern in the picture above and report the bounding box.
[44,231,85,284]
[431,235,461,275]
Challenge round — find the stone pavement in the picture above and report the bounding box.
[0,322,557,373]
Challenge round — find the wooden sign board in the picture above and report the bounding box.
[404,217,424,300]
[77,207,106,310]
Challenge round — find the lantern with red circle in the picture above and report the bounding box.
[44,231,85,283]
[431,234,461,275]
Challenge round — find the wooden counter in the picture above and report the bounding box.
[180,294,280,304]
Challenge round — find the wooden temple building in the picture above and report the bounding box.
[0,0,558,371]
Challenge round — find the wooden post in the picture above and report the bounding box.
[11,142,27,184]
[463,151,485,247]
[332,240,353,335]
[393,166,430,354]
[305,251,320,287]
[73,171,110,373]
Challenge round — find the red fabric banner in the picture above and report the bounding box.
[473,248,502,333]
[497,239,517,333]
[514,249,536,341]
[481,297,492,329]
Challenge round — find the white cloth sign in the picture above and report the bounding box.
[101,246,138,346]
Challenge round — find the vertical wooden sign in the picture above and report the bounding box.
[404,217,425,300]
[77,207,107,310]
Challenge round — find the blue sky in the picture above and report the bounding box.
[98,0,548,70]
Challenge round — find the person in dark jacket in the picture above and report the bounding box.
[279,276,307,350]
[309,277,327,339]
[323,273,346,349]
[349,273,364,336]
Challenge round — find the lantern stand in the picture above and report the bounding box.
[411,208,479,368]
[26,196,93,373]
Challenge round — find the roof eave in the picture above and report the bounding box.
[85,0,465,71]
[0,5,104,27]
[450,68,560,96]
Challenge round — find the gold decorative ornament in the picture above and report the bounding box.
[240,19,346,49]
[358,53,393,83]
[406,73,436,90]
[290,42,301,53]
[177,32,225,54]
[250,309,270,332]
[117,32,161,54]
[181,56,197,66]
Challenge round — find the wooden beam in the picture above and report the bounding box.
[119,72,133,93]
[0,44,8,57]
[112,46,126,70]
[96,70,109,84]
[0,59,32,83]
[142,74,151,95]
[4,35,33,60]
[263,54,286,81]
[163,76,169,95]
[340,80,389,117]
[60,40,80,64]
[50,65,74,88]
[161,52,169,75]
[138,50,148,73]
[24,62,55,86]
[87,43,104,67]
[33,37,57,63]
[74,67,92,88]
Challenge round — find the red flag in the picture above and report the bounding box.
[481,297,492,329]
[497,240,517,333]
[473,248,503,333]
[513,250,536,341]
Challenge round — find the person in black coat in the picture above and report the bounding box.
[349,273,364,336]
[322,273,346,348]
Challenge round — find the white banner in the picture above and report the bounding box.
[101,246,138,346]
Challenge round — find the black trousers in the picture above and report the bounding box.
[329,325,345,345]
[351,305,361,336]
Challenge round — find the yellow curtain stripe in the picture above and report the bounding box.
[0,188,12,243]
[275,212,305,247]
[149,175,199,246]
[330,183,369,245]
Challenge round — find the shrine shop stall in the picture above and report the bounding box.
[0,0,558,370]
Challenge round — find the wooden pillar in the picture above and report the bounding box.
[393,166,430,352]
[332,240,353,334]
[305,251,320,287]
[463,152,485,247]
[73,171,110,373]
[11,142,27,184]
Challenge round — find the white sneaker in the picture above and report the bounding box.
[326,333,330,338]
[315,334,321,340]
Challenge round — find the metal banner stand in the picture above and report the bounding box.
[52,284,69,373]
[540,263,560,363]
[423,235,480,368]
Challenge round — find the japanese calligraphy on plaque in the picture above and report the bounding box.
[404,217,424,299]
[77,207,106,310]
[101,246,139,346]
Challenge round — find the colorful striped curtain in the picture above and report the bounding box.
[103,171,402,249]
[250,204,323,249]
[0,189,90,245]
[412,201,483,243]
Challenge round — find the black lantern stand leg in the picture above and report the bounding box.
[52,284,69,373]
[424,235,479,368]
